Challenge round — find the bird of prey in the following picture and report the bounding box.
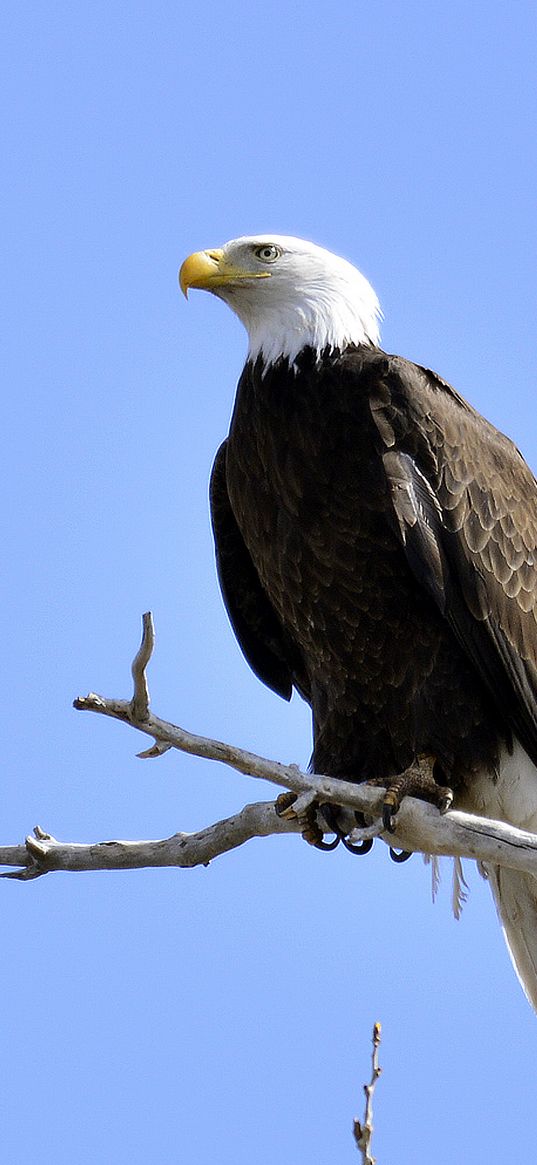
[180,235,537,1011]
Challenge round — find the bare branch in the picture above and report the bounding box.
[72,686,537,876]
[5,612,537,881]
[353,1022,382,1163]
[0,803,302,879]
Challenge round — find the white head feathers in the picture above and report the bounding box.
[181,235,382,366]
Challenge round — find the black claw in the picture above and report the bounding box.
[320,803,341,834]
[389,847,412,863]
[315,804,375,855]
[342,836,374,856]
[312,835,341,852]
[383,805,396,833]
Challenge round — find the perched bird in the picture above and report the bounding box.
[180,235,537,1011]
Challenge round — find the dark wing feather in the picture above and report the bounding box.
[370,354,537,763]
[210,441,309,702]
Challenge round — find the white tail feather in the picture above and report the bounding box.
[457,740,537,1013]
[487,866,537,1013]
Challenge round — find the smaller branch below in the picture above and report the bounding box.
[353,1022,382,1164]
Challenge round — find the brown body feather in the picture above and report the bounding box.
[210,345,537,800]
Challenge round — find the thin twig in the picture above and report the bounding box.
[353,1022,382,1163]
[130,611,154,722]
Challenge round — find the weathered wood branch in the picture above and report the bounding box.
[4,612,537,881]
[0,805,301,881]
[354,1022,383,1164]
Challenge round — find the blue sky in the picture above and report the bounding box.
[2,1,536,1161]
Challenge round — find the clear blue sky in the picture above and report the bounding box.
[3,1,536,1161]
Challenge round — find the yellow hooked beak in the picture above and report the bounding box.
[179,248,271,298]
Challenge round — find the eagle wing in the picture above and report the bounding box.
[210,440,309,702]
[369,354,537,765]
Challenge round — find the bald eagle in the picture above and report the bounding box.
[180,235,537,1012]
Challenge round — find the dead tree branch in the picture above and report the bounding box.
[353,1022,382,1163]
[4,612,537,881]
[0,804,300,881]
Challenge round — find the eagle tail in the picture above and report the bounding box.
[488,865,537,1013]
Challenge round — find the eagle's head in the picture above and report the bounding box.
[179,235,382,366]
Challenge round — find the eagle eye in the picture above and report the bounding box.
[254,245,281,263]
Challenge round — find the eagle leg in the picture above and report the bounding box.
[367,755,453,833]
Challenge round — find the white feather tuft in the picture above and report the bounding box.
[452,856,469,921]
